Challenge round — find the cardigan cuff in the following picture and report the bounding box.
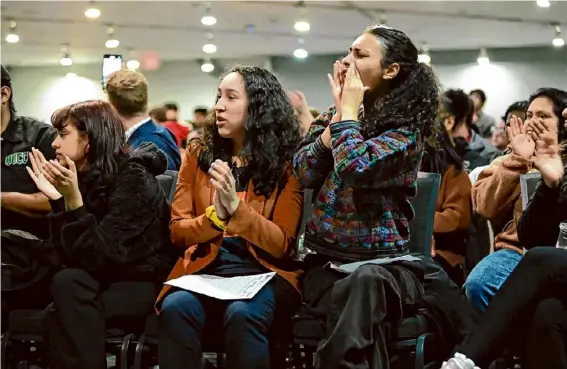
[49,198,66,213]
[329,120,361,137]
[311,136,332,160]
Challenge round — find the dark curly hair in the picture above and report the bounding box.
[51,100,129,213]
[196,65,301,198]
[353,24,441,219]
[421,120,465,175]
[528,87,567,143]
[362,24,441,145]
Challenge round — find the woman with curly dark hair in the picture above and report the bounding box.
[156,66,303,369]
[25,100,176,369]
[293,24,440,369]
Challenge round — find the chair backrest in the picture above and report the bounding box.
[520,172,541,210]
[156,170,179,203]
[408,172,441,256]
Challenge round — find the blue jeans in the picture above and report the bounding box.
[158,284,276,369]
[464,249,522,311]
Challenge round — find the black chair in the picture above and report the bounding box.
[131,189,314,369]
[290,172,444,369]
[520,172,541,210]
[1,171,180,369]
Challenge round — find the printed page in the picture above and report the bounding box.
[165,272,276,300]
[327,254,421,274]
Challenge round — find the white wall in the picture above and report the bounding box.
[8,47,567,124]
[8,57,270,123]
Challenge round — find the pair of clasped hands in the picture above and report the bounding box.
[26,148,83,210]
[507,110,566,189]
[209,159,241,221]
[321,62,369,148]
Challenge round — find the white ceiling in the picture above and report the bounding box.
[1,0,566,67]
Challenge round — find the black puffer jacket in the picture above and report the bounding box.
[48,143,178,282]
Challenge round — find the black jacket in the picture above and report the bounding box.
[48,143,178,282]
[517,164,567,249]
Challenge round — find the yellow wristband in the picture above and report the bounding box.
[205,205,226,231]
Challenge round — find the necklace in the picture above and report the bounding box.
[231,163,246,187]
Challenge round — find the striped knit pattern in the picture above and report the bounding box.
[292,106,422,260]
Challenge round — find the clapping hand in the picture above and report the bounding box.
[209,160,240,215]
[530,119,564,189]
[507,115,535,159]
[26,148,63,201]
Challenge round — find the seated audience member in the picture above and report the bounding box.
[490,100,529,161]
[164,102,179,122]
[444,89,493,171]
[186,106,208,142]
[421,120,472,287]
[149,106,168,123]
[293,24,440,368]
[1,65,57,239]
[288,90,314,136]
[25,100,177,369]
[162,103,190,148]
[470,89,497,139]
[1,65,58,325]
[464,87,567,312]
[156,66,303,369]
[106,70,181,170]
[442,116,567,369]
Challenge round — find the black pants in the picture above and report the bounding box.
[46,269,158,369]
[302,254,424,369]
[459,247,567,369]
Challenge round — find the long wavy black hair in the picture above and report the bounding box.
[51,100,129,211]
[361,24,441,144]
[196,65,301,198]
[353,24,441,219]
[421,121,465,175]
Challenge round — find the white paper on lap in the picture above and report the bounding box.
[326,254,421,274]
[164,272,276,300]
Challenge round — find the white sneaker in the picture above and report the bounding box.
[441,353,480,369]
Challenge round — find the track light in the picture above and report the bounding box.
[85,1,101,19]
[477,48,490,66]
[201,3,217,26]
[5,20,19,43]
[536,0,551,8]
[293,38,308,59]
[552,25,564,47]
[105,26,119,48]
[293,1,310,33]
[202,32,217,54]
[201,60,215,73]
[60,45,72,66]
[417,43,431,64]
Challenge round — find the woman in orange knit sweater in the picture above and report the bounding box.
[421,89,473,286]
[464,87,567,312]
[156,66,303,369]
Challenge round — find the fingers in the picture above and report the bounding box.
[43,161,65,182]
[327,73,337,92]
[32,147,48,163]
[65,156,77,172]
[26,166,39,185]
[29,150,41,174]
[49,159,72,176]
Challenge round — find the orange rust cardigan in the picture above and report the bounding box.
[155,147,304,310]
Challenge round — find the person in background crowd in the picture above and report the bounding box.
[1,65,57,239]
[157,66,303,369]
[470,89,497,139]
[421,120,472,287]
[310,107,321,119]
[442,107,567,369]
[464,87,567,312]
[106,70,181,170]
[187,107,209,142]
[26,100,177,369]
[164,102,179,122]
[149,106,168,124]
[288,90,314,136]
[444,89,494,171]
[490,100,529,161]
[293,24,440,369]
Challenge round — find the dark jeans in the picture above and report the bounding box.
[158,276,298,369]
[46,269,157,369]
[459,247,567,369]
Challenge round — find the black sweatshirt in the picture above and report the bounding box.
[48,143,178,282]
[517,163,567,249]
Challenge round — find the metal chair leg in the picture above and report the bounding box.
[1,332,11,369]
[120,333,135,369]
[133,333,147,369]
